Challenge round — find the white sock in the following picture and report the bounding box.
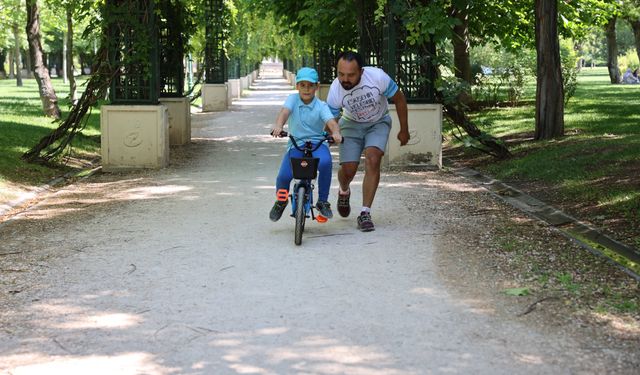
[361,207,370,214]
[339,187,350,195]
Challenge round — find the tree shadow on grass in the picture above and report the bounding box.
[0,119,94,185]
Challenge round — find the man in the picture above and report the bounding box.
[326,51,409,232]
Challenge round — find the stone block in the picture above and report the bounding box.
[101,105,169,171]
[385,103,442,169]
[317,84,330,101]
[239,76,248,91]
[159,97,191,146]
[202,83,227,111]
[228,79,241,99]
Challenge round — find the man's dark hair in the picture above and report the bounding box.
[336,51,364,69]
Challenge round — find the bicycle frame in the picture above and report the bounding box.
[276,131,334,245]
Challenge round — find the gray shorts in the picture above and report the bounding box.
[339,115,392,164]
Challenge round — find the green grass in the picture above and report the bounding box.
[449,67,640,244]
[0,77,101,187]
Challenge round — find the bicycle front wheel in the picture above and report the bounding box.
[294,185,306,246]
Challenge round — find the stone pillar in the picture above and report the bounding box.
[317,84,331,101]
[101,105,169,171]
[384,103,442,169]
[159,97,191,145]
[227,78,242,99]
[202,83,227,111]
[243,75,252,91]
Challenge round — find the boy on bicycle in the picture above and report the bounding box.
[270,67,343,222]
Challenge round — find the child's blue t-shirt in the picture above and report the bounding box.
[283,94,334,147]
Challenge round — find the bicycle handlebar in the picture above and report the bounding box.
[275,131,341,152]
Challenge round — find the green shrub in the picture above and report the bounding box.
[560,38,580,106]
[618,48,640,72]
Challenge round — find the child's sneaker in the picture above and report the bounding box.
[316,201,333,219]
[357,211,375,232]
[269,201,288,222]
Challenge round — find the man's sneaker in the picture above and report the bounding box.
[316,201,333,219]
[357,211,375,232]
[337,190,351,217]
[269,201,288,222]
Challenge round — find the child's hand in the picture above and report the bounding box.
[271,125,284,137]
[331,133,343,145]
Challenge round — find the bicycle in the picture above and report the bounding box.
[277,131,336,246]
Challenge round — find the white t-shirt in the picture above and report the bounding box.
[326,66,398,123]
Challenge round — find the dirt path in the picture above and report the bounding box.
[0,67,637,374]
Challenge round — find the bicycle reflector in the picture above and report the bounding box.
[290,157,319,179]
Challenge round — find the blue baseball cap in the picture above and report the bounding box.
[296,67,319,84]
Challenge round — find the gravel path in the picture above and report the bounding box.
[0,67,636,374]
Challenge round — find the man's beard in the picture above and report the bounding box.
[340,81,355,90]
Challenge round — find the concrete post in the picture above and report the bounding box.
[384,103,443,169]
[317,84,331,101]
[228,79,241,98]
[228,78,242,99]
[159,97,191,146]
[100,105,169,171]
[202,83,228,111]
[240,76,249,93]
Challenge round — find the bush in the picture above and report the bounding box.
[618,48,640,73]
[560,38,579,106]
[470,44,535,107]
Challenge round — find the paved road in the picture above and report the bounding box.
[0,66,633,374]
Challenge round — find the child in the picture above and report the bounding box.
[270,67,342,222]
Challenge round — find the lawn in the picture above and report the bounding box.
[0,77,101,197]
[446,67,640,248]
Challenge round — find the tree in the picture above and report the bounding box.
[0,0,26,86]
[25,0,61,118]
[65,5,76,102]
[621,0,640,64]
[12,22,23,86]
[450,3,471,84]
[44,0,81,102]
[535,0,564,139]
[606,15,621,82]
[251,0,357,53]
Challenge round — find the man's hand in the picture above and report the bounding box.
[397,130,410,146]
[331,132,343,145]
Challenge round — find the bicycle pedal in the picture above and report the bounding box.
[316,215,328,223]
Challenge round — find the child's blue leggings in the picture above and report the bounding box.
[276,144,332,202]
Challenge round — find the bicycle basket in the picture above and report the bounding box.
[290,157,319,179]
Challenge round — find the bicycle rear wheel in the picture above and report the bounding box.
[294,185,306,246]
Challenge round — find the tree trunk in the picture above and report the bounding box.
[13,23,23,87]
[605,16,620,84]
[62,31,68,84]
[9,50,15,79]
[66,7,77,102]
[450,4,472,105]
[535,0,564,140]
[451,5,472,84]
[631,19,640,68]
[25,0,61,118]
[0,49,6,78]
[24,48,32,76]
